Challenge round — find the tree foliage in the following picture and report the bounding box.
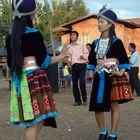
[52,0,89,27]
[0,0,89,50]
[0,0,12,50]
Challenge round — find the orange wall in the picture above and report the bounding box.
[61,18,99,44]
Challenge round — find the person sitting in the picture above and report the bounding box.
[63,62,72,88]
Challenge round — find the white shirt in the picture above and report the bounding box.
[66,41,89,65]
[129,51,140,67]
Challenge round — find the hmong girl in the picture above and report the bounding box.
[6,0,67,140]
[87,6,133,140]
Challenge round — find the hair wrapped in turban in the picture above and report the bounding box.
[12,0,36,18]
[97,6,117,24]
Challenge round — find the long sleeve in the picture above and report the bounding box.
[112,39,130,70]
[129,51,139,65]
[66,41,89,65]
[83,43,89,62]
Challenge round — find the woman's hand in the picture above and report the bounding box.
[80,55,85,59]
[87,70,95,80]
[111,70,123,76]
[111,68,125,77]
[50,44,69,64]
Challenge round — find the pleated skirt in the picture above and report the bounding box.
[10,69,59,127]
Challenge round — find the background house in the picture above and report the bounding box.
[53,14,140,55]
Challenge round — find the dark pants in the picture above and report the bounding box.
[72,63,87,103]
[129,67,140,96]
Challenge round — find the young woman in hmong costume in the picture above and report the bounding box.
[87,6,133,140]
[6,0,67,140]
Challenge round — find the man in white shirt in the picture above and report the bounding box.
[128,43,140,96]
[65,31,89,106]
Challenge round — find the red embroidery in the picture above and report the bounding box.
[32,100,40,115]
[124,88,129,97]
[43,96,50,109]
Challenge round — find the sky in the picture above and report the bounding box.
[39,0,140,19]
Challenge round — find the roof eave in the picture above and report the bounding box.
[53,14,140,33]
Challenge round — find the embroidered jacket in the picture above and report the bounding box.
[87,37,130,71]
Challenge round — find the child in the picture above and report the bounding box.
[63,62,72,88]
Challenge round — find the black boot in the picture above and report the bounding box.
[98,133,108,140]
[107,136,117,140]
[73,102,81,106]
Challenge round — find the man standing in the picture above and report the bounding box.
[66,31,89,106]
[128,43,140,96]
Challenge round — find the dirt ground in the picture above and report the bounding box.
[0,75,140,140]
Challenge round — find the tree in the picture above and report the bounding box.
[52,0,89,27]
[43,0,56,56]
[0,0,12,50]
[0,0,89,50]
[72,0,89,19]
[52,0,59,14]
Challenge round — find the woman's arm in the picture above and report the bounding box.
[50,44,68,64]
[35,32,67,68]
[50,54,64,64]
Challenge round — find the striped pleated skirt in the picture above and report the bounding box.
[10,57,59,127]
[111,73,134,103]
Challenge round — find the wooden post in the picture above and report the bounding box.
[44,0,56,56]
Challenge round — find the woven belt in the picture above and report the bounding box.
[24,66,39,71]
[23,56,39,70]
